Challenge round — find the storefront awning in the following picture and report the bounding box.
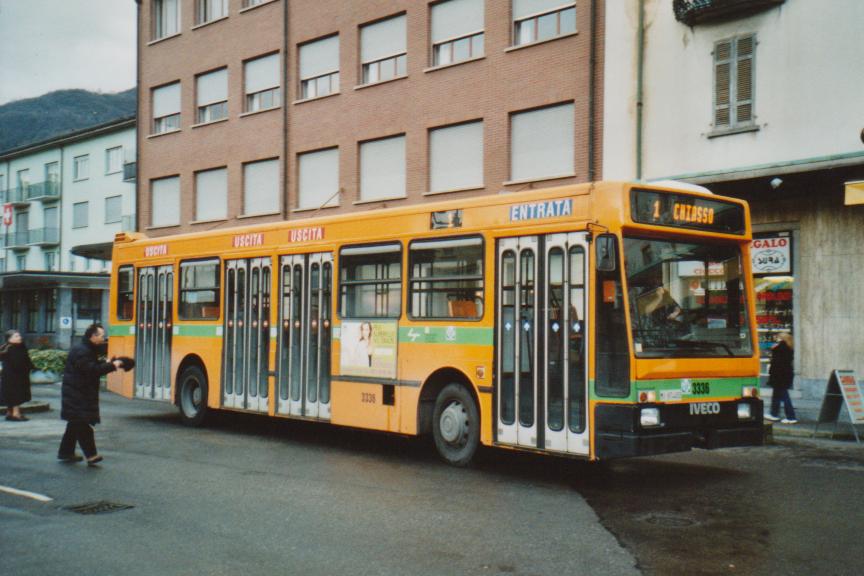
[844,181,864,205]
[71,241,113,261]
[0,271,108,290]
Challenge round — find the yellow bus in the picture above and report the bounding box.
[107,181,763,465]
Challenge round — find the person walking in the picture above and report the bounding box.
[58,324,124,465]
[0,330,35,422]
[765,332,797,424]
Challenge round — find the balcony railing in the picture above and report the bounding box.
[4,186,31,206]
[123,161,136,182]
[7,230,31,249]
[28,227,60,246]
[26,180,61,202]
[673,0,785,26]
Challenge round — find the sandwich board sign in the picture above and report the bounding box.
[814,370,864,443]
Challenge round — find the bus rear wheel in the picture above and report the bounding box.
[178,365,209,426]
[432,383,479,467]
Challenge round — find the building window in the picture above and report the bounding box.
[243,0,267,7]
[73,289,102,332]
[105,147,123,174]
[152,0,180,40]
[0,259,5,273]
[298,148,339,210]
[431,0,485,66]
[44,161,60,182]
[430,121,483,193]
[117,266,134,320]
[243,159,279,215]
[11,293,22,330]
[360,14,407,85]
[73,155,90,181]
[196,68,228,123]
[513,1,576,46]
[360,135,406,201]
[27,292,40,333]
[16,168,29,191]
[45,289,57,333]
[196,0,227,25]
[195,167,228,221]
[44,250,58,272]
[714,35,755,131]
[180,259,221,320]
[0,173,5,195]
[152,82,181,134]
[299,35,340,100]
[410,236,483,319]
[151,176,181,227]
[340,243,402,318]
[105,195,122,224]
[510,102,574,182]
[244,53,281,112]
[73,201,89,229]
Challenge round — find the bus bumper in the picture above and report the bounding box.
[595,401,764,460]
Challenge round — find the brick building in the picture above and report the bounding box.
[136,0,604,234]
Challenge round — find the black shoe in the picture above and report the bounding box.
[5,415,27,421]
[86,455,104,467]
[58,454,84,463]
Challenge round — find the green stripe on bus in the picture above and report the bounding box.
[108,325,134,337]
[589,377,760,402]
[397,326,493,346]
[173,325,221,337]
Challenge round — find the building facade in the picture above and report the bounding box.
[0,119,137,349]
[136,0,605,235]
[604,0,864,417]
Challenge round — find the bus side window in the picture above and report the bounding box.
[117,265,134,320]
[340,243,402,318]
[179,259,221,320]
[408,236,483,320]
[595,236,630,398]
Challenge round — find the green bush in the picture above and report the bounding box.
[29,349,67,374]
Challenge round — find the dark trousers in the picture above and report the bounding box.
[59,421,97,459]
[770,388,797,420]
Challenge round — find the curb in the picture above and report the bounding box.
[766,421,861,443]
[1,401,51,416]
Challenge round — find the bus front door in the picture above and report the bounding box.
[135,265,174,401]
[276,253,332,420]
[497,234,589,455]
[222,258,271,412]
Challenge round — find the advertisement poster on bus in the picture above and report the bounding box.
[340,320,397,379]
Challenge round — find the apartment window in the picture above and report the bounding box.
[195,167,228,221]
[16,169,29,190]
[0,173,5,195]
[511,102,574,182]
[360,135,406,201]
[196,0,227,25]
[340,243,402,318]
[27,292,39,333]
[152,82,181,134]
[243,159,279,215]
[105,147,123,174]
[0,259,5,273]
[513,1,576,46]
[299,35,340,100]
[430,121,483,192]
[117,266,134,320]
[431,0,485,66]
[73,155,89,181]
[360,14,407,84]
[196,68,228,123]
[105,195,122,224]
[44,206,59,238]
[73,201,89,229]
[152,0,180,40]
[45,289,57,332]
[180,259,221,320]
[410,236,483,319]
[714,35,755,131]
[151,176,181,227]
[16,255,26,272]
[44,161,60,182]
[44,251,58,272]
[244,53,281,112]
[298,148,339,209]
[243,0,267,7]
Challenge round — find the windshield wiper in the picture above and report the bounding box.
[671,339,735,356]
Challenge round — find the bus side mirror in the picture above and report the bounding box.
[596,235,617,272]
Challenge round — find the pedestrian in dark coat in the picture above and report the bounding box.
[0,330,35,421]
[765,332,797,424]
[58,324,124,465]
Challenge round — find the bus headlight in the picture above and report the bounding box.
[737,403,752,420]
[640,407,661,428]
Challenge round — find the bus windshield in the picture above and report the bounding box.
[624,236,753,358]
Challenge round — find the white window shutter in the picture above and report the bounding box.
[361,15,406,63]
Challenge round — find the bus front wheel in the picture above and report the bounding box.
[178,365,209,427]
[432,383,479,467]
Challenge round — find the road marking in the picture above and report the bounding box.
[0,485,53,502]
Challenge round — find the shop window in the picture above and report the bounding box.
[751,232,794,378]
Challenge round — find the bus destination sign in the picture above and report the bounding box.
[630,189,745,235]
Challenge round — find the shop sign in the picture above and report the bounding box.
[751,233,791,274]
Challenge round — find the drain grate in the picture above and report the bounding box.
[641,513,697,528]
[65,501,135,515]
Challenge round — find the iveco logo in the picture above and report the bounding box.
[689,402,721,415]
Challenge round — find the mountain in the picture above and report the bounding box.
[0,88,136,155]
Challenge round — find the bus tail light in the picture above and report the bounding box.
[742,386,759,398]
[638,390,656,403]
[737,403,753,420]
[640,407,661,427]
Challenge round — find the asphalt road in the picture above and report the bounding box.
[2,385,862,576]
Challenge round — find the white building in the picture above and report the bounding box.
[603,0,864,417]
[0,118,136,349]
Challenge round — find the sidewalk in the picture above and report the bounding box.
[765,418,862,443]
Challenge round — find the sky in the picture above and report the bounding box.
[0,0,137,105]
